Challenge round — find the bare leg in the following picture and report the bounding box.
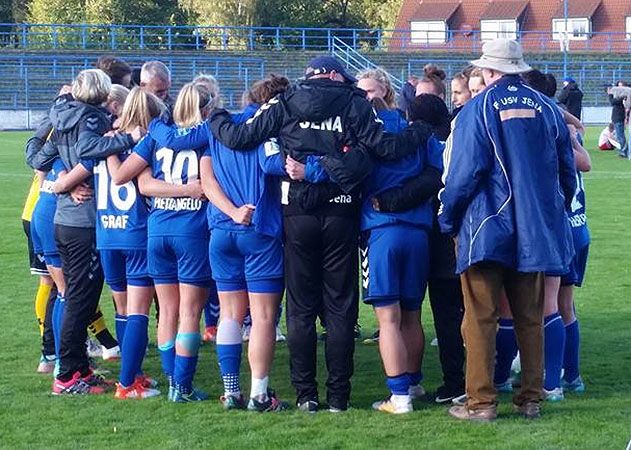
[248,292,281,379]
[374,304,406,376]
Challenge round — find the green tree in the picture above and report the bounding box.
[28,0,84,23]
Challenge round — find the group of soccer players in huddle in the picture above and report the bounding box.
[22,52,589,415]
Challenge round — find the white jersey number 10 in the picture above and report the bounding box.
[156,148,199,185]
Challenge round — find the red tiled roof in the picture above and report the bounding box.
[410,1,461,21]
[552,0,602,18]
[480,1,529,20]
[392,0,630,52]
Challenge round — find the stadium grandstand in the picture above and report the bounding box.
[1,0,631,128]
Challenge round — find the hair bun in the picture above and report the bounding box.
[423,64,446,81]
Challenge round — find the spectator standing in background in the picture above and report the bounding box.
[608,81,629,158]
[557,77,583,119]
[398,75,419,117]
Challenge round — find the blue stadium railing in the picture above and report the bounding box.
[2,23,631,53]
[0,53,267,110]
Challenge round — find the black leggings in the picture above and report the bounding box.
[55,225,104,381]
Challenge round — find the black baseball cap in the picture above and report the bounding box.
[305,56,357,83]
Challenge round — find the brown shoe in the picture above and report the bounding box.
[448,405,497,422]
[513,402,541,419]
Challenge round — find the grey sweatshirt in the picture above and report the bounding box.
[27,98,134,228]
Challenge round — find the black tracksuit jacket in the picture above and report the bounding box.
[209,78,431,217]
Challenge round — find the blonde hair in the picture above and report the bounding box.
[72,69,111,105]
[193,73,222,109]
[173,82,214,128]
[117,87,165,132]
[107,84,130,107]
[356,68,396,109]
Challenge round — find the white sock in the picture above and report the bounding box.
[391,394,411,408]
[250,376,269,399]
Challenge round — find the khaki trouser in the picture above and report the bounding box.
[460,262,544,409]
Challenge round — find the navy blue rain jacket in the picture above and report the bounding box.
[438,75,576,274]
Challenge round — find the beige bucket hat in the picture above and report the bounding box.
[470,38,532,74]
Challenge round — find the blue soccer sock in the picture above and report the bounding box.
[495,318,518,384]
[174,332,201,394]
[119,314,149,388]
[563,319,581,382]
[408,370,423,386]
[52,294,61,358]
[216,319,242,396]
[115,313,128,350]
[158,339,176,384]
[52,294,66,359]
[544,313,566,391]
[204,285,220,328]
[387,373,411,396]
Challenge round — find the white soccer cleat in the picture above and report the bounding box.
[372,395,413,414]
[102,345,121,361]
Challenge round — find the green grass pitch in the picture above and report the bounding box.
[0,129,629,449]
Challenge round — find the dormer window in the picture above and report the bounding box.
[410,20,448,44]
[551,0,601,41]
[480,19,519,41]
[408,1,460,45]
[479,1,528,42]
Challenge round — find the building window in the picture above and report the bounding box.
[480,20,518,41]
[410,21,447,44]
[626,16,631,40]
[552,18,591,41]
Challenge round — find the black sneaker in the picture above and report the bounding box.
[297,399,319,414]
[247,389,288,412]
[434,385,465,404]
[354,324,362,341]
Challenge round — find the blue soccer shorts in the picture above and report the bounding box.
[30,215,61,268]
[100,249,153,291]
[561,244,589,287]
[209,228,284,294]
[148,236,212,287]
[360,225,429,311]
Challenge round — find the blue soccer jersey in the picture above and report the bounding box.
[361,109,441,232]
[568,171,590,249]
[204,104,283,239]
[134,134,208,238]
[83,152,150,250]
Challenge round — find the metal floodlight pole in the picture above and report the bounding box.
[563,0,568,79]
